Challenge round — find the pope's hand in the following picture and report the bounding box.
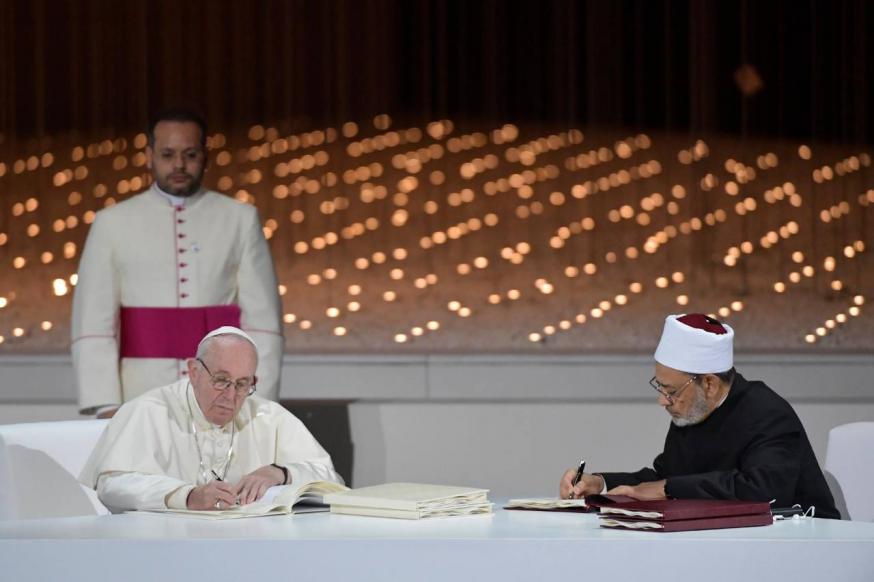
[232,465,286,505]
[607,479,667,501]
[187,480,238,510]
[559,469,604,499]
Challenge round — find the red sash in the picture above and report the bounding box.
[119,305,242,359]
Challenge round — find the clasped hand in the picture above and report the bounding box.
[187,465,287,510]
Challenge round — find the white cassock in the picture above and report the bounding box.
[79,380,342,512]
[71,185,283,414]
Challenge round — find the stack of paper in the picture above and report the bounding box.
[141,480,349,520]
[598,499,773,532]
[323,482,492,520]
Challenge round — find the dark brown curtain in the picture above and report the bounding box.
[0,0,871,144]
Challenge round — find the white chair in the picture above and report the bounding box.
[0,419,109,520]
[824,421,874,522]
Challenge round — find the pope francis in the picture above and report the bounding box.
[80,327,342,512]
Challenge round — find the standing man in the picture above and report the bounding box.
[72,107,283,417]
[559,313,839,519]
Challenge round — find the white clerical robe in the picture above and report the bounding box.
[72,185,283,413]
[79,380,342,512]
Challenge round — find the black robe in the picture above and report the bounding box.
[601,373,840,519]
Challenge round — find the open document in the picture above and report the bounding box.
[505,498,592,511]
[505,494,636,512]
[140,480,349,520]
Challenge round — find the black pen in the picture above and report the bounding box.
[569,459,586,499]
[212,470,242,505]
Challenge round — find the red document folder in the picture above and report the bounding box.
[584,494,638,509]
[599,511,773,532]
[598,498,772,520]
[598,499,773,532]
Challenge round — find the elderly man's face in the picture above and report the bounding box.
[146,120,206,196]
[653,362,712,427]
[188,337,257,426]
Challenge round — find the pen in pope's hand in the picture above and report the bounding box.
[568,459,586,499]
[212,470,241,505]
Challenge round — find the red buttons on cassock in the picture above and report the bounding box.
[178,233,187,239]
[180,277,188,283]
[179,262,188,268]
[177,219,185,224]
[181,293,189,298]
[178,248,186,254]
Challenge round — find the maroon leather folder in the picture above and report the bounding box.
[584,494,638,509]
[599,511,773,532]
[598,498,772,520]
[598,498,773,532]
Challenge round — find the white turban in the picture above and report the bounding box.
[654,314,734,373]
[197,326,258,356]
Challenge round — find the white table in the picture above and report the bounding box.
[2,506,874,582]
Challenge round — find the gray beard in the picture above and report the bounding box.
[669,389,712,427]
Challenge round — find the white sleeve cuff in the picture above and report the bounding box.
[595,474,608,494]
[97,472,191,512]
[165,485,196,509]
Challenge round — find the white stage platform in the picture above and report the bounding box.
[2,506,873,582]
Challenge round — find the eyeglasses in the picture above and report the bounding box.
[649,375,698,404]
[196,358,257,397]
